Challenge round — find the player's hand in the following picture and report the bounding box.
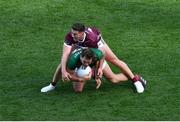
[95,78,102,89]
[83,72,92,81]
[62,71,71,82]
[96,68,103,79]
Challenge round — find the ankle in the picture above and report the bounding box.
[132,75,139,83]
[51,82,56,86]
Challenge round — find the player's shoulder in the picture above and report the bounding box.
[90,48,102,53]
[64,31,74,45]
[90,48,103,59]
[85,27,100,34]
[65,32,73,39]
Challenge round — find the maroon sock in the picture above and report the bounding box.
[51,82,56,86]
[132,75,139,83]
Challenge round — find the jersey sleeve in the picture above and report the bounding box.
[67,55,77,70]
[67,49,82,70]
[91,27,105,48]
[91,27,101,36]
[90,48,103,61]
[64,32,73,46]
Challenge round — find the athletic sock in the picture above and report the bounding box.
[131,75,139,83]
[51,82,57,86]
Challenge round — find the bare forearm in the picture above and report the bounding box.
[61,45,71,72]
[70,75,82,82]
[98,46,105,70]
[69,71,91,82]
[61,55,68,72]
[98,57,104,69]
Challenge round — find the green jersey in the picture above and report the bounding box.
[67,48,103,70]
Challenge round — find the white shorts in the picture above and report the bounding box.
[97,37,106,48]
[102,60,107,69]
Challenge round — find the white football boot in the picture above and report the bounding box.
[41,83,55,93]
[134,81,144,93]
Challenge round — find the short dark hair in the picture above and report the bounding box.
[81,48,94,60]
[72,23,85,32]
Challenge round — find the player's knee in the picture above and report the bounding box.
[110,79,119,84]
[106,77,118,84]
[73,86,83,93]
[74,89,83,93]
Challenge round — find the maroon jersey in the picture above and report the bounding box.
[64,27,102,48]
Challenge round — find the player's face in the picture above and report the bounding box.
[80,56,92,67]
[71,29,84,42]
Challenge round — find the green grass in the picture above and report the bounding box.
[0,0,180,120]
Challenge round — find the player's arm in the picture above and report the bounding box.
[61,43,72,81]
[96,35,106,77]
[67,68,91,82]
[95,78,102,89]
[92,48,105,79]
[92,63,102,89]
[96,56,104,79]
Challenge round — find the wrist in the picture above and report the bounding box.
[61,67,67,72]
[78,78,83,82]
[98,67,102,71]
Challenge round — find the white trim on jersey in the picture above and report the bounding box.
[87,28,93,32]
[64,42,72,48]
[97,40,104,48]
[102,60,107,70]
[82,33,86,42]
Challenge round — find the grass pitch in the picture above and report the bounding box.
[0,0,180,120]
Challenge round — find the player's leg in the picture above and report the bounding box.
[102,63,128,83]
[45,47,78,86]
[41,63,62,92]
[51,63,62,85]
[73,81,85,93]
[101,42,135,80]
[103,43,147,92]
[102,63,145,93]
[41,46,84,93]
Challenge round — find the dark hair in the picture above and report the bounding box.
[81,48,94,59]
[72,23,85,32]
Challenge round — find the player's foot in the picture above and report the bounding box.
[133,81,144,93]
[134,75,147,88]
[132,75,147,93]
[41,83,55,93]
